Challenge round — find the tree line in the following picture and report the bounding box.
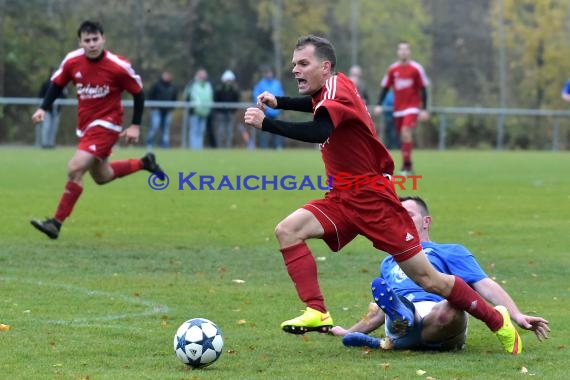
[1,0,570,148]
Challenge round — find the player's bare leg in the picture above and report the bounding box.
[90,153,165,185]
[398,253,522,354]
[275,209,333,334]
[400,126,413,174]
[421,301,468,349]
[31,150,95,239]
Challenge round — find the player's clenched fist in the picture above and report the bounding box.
[257,91,277,111]
[32,108,46,124]
[120,124,140,144]
[244,107,265,129]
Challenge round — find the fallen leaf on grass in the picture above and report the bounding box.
[520,367,528,374]
[232,279,246,284]
[0,324,11,331]
[416,369,426,376]
[316,256,326,261]
[381,362,390,370]
[237,319,247,325]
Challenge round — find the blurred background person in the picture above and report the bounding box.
[381,89,399,150]
[214,70,240,148]
[252,66,284,149]
[184,68,213,150]
[348,64,369,105]
[561,77,570,102]
[146,71,177,150]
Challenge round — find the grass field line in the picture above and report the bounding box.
[1,275,170,328]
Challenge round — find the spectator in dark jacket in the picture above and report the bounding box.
[214,70,240,148]
[146,71,177,149]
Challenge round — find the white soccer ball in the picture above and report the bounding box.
[173,318,224,368]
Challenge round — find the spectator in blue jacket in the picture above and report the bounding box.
[252,66,285,149]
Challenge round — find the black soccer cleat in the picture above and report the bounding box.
[142,152,165,181]
[30,217,61,239]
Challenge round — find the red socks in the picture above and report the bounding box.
[110,159,143,179]
[281,242,327,313]
[447,276,503,331]
[54,181,83,223]
[402,142,413,170]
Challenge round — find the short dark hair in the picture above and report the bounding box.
[77,20,104,38]
[399,196,430,216]
[295,35,336,70]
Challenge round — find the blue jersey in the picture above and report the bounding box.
[562,79,570,96]
[380,241,488,303]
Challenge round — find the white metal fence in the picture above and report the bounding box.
[1,97,569,150]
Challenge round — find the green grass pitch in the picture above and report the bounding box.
[0,147,568,379]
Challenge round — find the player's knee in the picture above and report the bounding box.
[274,222,292,243]
[67,165,85,182]
[91,175,109,185]
[275,220,306,246]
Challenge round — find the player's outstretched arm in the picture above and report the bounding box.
[275,96,313,112]
[32,81,64,124]
[330,303,385,336]
[473,278,550,341]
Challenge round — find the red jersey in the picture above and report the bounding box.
[381,60,428,118]
[51,48,143,137]
[313,73,395,183]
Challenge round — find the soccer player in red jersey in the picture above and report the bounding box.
[244,35,521,354]
[30,20,165,240]
[374,42,429,175]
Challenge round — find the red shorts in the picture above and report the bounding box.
[77,127,120,160]
[395,113,418,134]
[302,186,422,262]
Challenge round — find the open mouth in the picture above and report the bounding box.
[297,78,307,86]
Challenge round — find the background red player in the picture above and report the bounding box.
[374,42,429,175]
[30,20,164,239]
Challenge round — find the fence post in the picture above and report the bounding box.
[552,117,560,151]
[496,113,505,150]
[181,105,188,148]
[438,113,447,150]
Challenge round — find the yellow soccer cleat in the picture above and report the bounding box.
[280,307,334,335]
[494,305,522,354]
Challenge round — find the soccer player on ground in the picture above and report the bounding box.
[331,197,550,351]
[373,42,429,175]
[30,20,165,240]
[244,35,522,354]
